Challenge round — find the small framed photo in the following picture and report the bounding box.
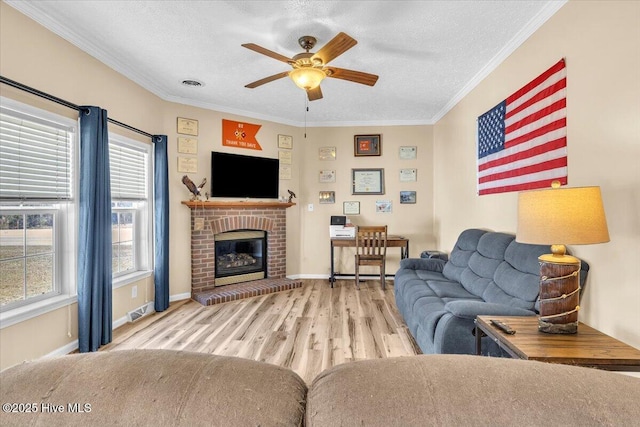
[354,134,381,156]
[343,201,360,215]
[177,117,198,136]
[375,200,392,213]
[319,191,335,204]
[400,168,417,182]
[400,191,416,204]
[352,168,385,195]
[278,134,293,149]
[399,146,417,159]
[319,146,337,161]
[319,170,336,183]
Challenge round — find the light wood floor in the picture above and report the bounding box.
[103,279,420,383]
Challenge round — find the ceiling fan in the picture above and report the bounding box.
[242,32,379,101]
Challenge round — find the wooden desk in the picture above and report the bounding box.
[330,236,409,287]
[475,315,640,371]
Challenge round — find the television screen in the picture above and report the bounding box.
[210,152,279,199]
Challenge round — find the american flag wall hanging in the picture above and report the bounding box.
[477,59,567,195]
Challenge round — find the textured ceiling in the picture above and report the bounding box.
[6,0,565,126]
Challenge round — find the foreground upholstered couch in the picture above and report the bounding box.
[394,229,589,355]
[1,350,639,426]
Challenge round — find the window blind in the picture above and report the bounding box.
[0,110,73,200]
[109,141,147,200]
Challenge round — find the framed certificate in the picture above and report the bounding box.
[399,146,417,159]
[279,150,292,164]
[177,157,197,173]
[278,134,293,149]
[178,137,198,154]
[279,165,292,180]
[352,168,384,195]
[177,117,198,136]
[400,168,417,182]
[319,146,336,161]
[319,170,336,183]
[343,201,360,215]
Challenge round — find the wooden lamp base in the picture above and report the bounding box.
[538,252,581,334]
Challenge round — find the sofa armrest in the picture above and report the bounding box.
[399,257,446,272]
[444,300,536,320]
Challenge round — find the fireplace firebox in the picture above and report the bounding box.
[214,230,267,286]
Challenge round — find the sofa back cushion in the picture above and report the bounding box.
[459,232,514,298]
[442,229,487,283]
[482,239,549,309]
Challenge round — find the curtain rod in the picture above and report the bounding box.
[1,75,154,139]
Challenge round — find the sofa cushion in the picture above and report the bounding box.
[0,350,307,427]
[481,239,549,308]
[442,229,487,283]
[306,355,640,427]
[460,232,515,297]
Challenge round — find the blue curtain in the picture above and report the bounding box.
[153,135,169,311]
[77,106,112,352]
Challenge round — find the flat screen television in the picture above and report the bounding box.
[210,151,279,199]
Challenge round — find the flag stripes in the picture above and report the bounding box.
[477,59,567,195]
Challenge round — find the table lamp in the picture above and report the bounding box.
[516,182,609,334]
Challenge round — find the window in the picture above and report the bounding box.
[0,98,77,314]
[108,135,152,284]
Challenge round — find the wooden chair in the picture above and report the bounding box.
[354,225,388,290]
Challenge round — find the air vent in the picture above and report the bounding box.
[182,79,204,87]
[127,302,154,322]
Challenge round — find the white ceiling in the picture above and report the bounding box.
[6,0,566,127]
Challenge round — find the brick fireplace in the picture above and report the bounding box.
[182,201,301,305]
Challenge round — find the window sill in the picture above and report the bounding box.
[113,270,153,289]
[0,294,77,329]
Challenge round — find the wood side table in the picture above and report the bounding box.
[475,315,640,371]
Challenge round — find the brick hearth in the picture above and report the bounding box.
[183,201,297,305]
[192,277,303,306]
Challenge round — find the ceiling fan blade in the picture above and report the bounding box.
[307,86,323,101]
[311,32,357,65]
[245,71,290,89]
[326,67,379,86]
[242,43,292,63]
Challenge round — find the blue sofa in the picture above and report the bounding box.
[394,229,589,355]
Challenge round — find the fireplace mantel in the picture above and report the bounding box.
[182,200,295,209]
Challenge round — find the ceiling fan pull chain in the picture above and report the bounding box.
[304,96,308,138]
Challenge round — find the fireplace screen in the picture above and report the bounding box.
[214,230,266,278]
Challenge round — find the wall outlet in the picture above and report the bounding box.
[308,203,314,212]
[132,285,138,299]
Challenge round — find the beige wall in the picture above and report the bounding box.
[0,3,163,369]
[298,125,435,276]
[1,0,638,369]
[434,0,640,348]
[162,104,303,297]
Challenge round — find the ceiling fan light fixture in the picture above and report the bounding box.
[289,67,326,90]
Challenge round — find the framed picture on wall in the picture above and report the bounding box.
[343,201,360,215]
[354,134,381,156]
[319,191,335,204]
[400,191,416,204]
[352,168,385,195]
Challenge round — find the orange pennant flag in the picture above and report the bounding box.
[222,119,262,150]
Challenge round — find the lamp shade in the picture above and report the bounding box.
[516,186,610,245]
[289,67,326,90]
